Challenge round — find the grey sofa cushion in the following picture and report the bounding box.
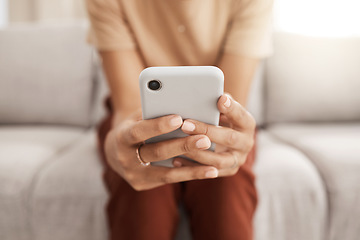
[30,130,108,240]
[265,32,360,123]
[0,126,85,240]
[254,131,327,240]
[0,23,95,127]
[268,123,360,240]
[22,129,327,240]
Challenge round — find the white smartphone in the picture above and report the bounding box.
[139,66,224,167]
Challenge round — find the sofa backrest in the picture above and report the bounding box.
[0,23,266,127]
[0,22,96,127]
[265,32,360,123]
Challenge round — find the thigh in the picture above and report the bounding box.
[97,98,182,240]
[104,166,181,240]
[183,134,258,240]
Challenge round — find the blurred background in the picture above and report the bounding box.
[0,1,359,240]
[1,0,360,37]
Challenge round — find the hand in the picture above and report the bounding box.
[174,94,256,177]
[104,110,219,191]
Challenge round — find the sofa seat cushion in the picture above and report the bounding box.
[0,126,85,240]
[254,131,327,240]
[24,129,328,240]
[29,130,108,240]
[268,123,360,240]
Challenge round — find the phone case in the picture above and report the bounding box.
[139,66,224,167]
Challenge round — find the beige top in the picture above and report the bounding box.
[86,0,273,66]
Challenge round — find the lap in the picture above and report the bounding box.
[96,99,257,239]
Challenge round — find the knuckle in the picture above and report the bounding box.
[244,137,254,152]
[128,127,141,142]
[191,149,200,159]
[155,120,167,133]
[192,170,203,180]
[226,131,239,147]
[238,155,247,167]
[118,154,130,168]
[112,128,123,145]
[160,173,173,184]
[228,168,239,176]
[214,160,226,169]
[113,129,123,143]
[203,124,210,135]
[194,121,209,135]
[132,182,145,191]
[153,145,164,159]
[186,149,199,160]
[223,167,239,177]
[124,171,136,184]
[182,138,193,153]
[128,175,147,191]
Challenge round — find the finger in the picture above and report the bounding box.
[140,135,211,163]
[173,157,201,167]
[151,165,219,185]
[217,94,256,132]
[184,150,245,170]
[219,114,232,128]
[120,115,183,145]
[181,119,252,151]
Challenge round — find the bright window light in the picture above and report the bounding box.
[274,0,360,37]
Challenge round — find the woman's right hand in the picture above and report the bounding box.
[104,110,219,191]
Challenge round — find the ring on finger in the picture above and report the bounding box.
[136,143,150,166]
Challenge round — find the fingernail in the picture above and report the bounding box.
[182,121,195,132]
[173,160,182,167]
[224,95,231,108]
[205,168,218,178]
[196,137,211,149]
[170,116,182,127]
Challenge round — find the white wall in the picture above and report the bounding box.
[0,0,8,27]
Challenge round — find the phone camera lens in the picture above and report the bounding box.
[148,80,162,91]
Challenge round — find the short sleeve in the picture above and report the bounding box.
[224,0,274,58]
[85,0,136,51]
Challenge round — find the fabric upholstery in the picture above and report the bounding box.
[1,23,359,240]
[265,32,360,123]
[0,126,85,240]
[254,131,327,240]
[268,123,360,240]
[0,22,95,127]
[30,130,108,240]
[7,129,327,240]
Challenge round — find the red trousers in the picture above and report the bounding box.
[97,99,257,240]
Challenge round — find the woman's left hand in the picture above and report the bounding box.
[174,93,256,177]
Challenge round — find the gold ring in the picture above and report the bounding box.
[136,143,150,166]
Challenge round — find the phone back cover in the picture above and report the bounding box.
[139,66,224,167]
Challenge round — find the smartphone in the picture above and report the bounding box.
[139,66,224,167]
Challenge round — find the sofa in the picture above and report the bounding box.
[0,22,359,240]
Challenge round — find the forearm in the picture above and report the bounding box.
[99,50,145,125]
[217,53,259,107]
